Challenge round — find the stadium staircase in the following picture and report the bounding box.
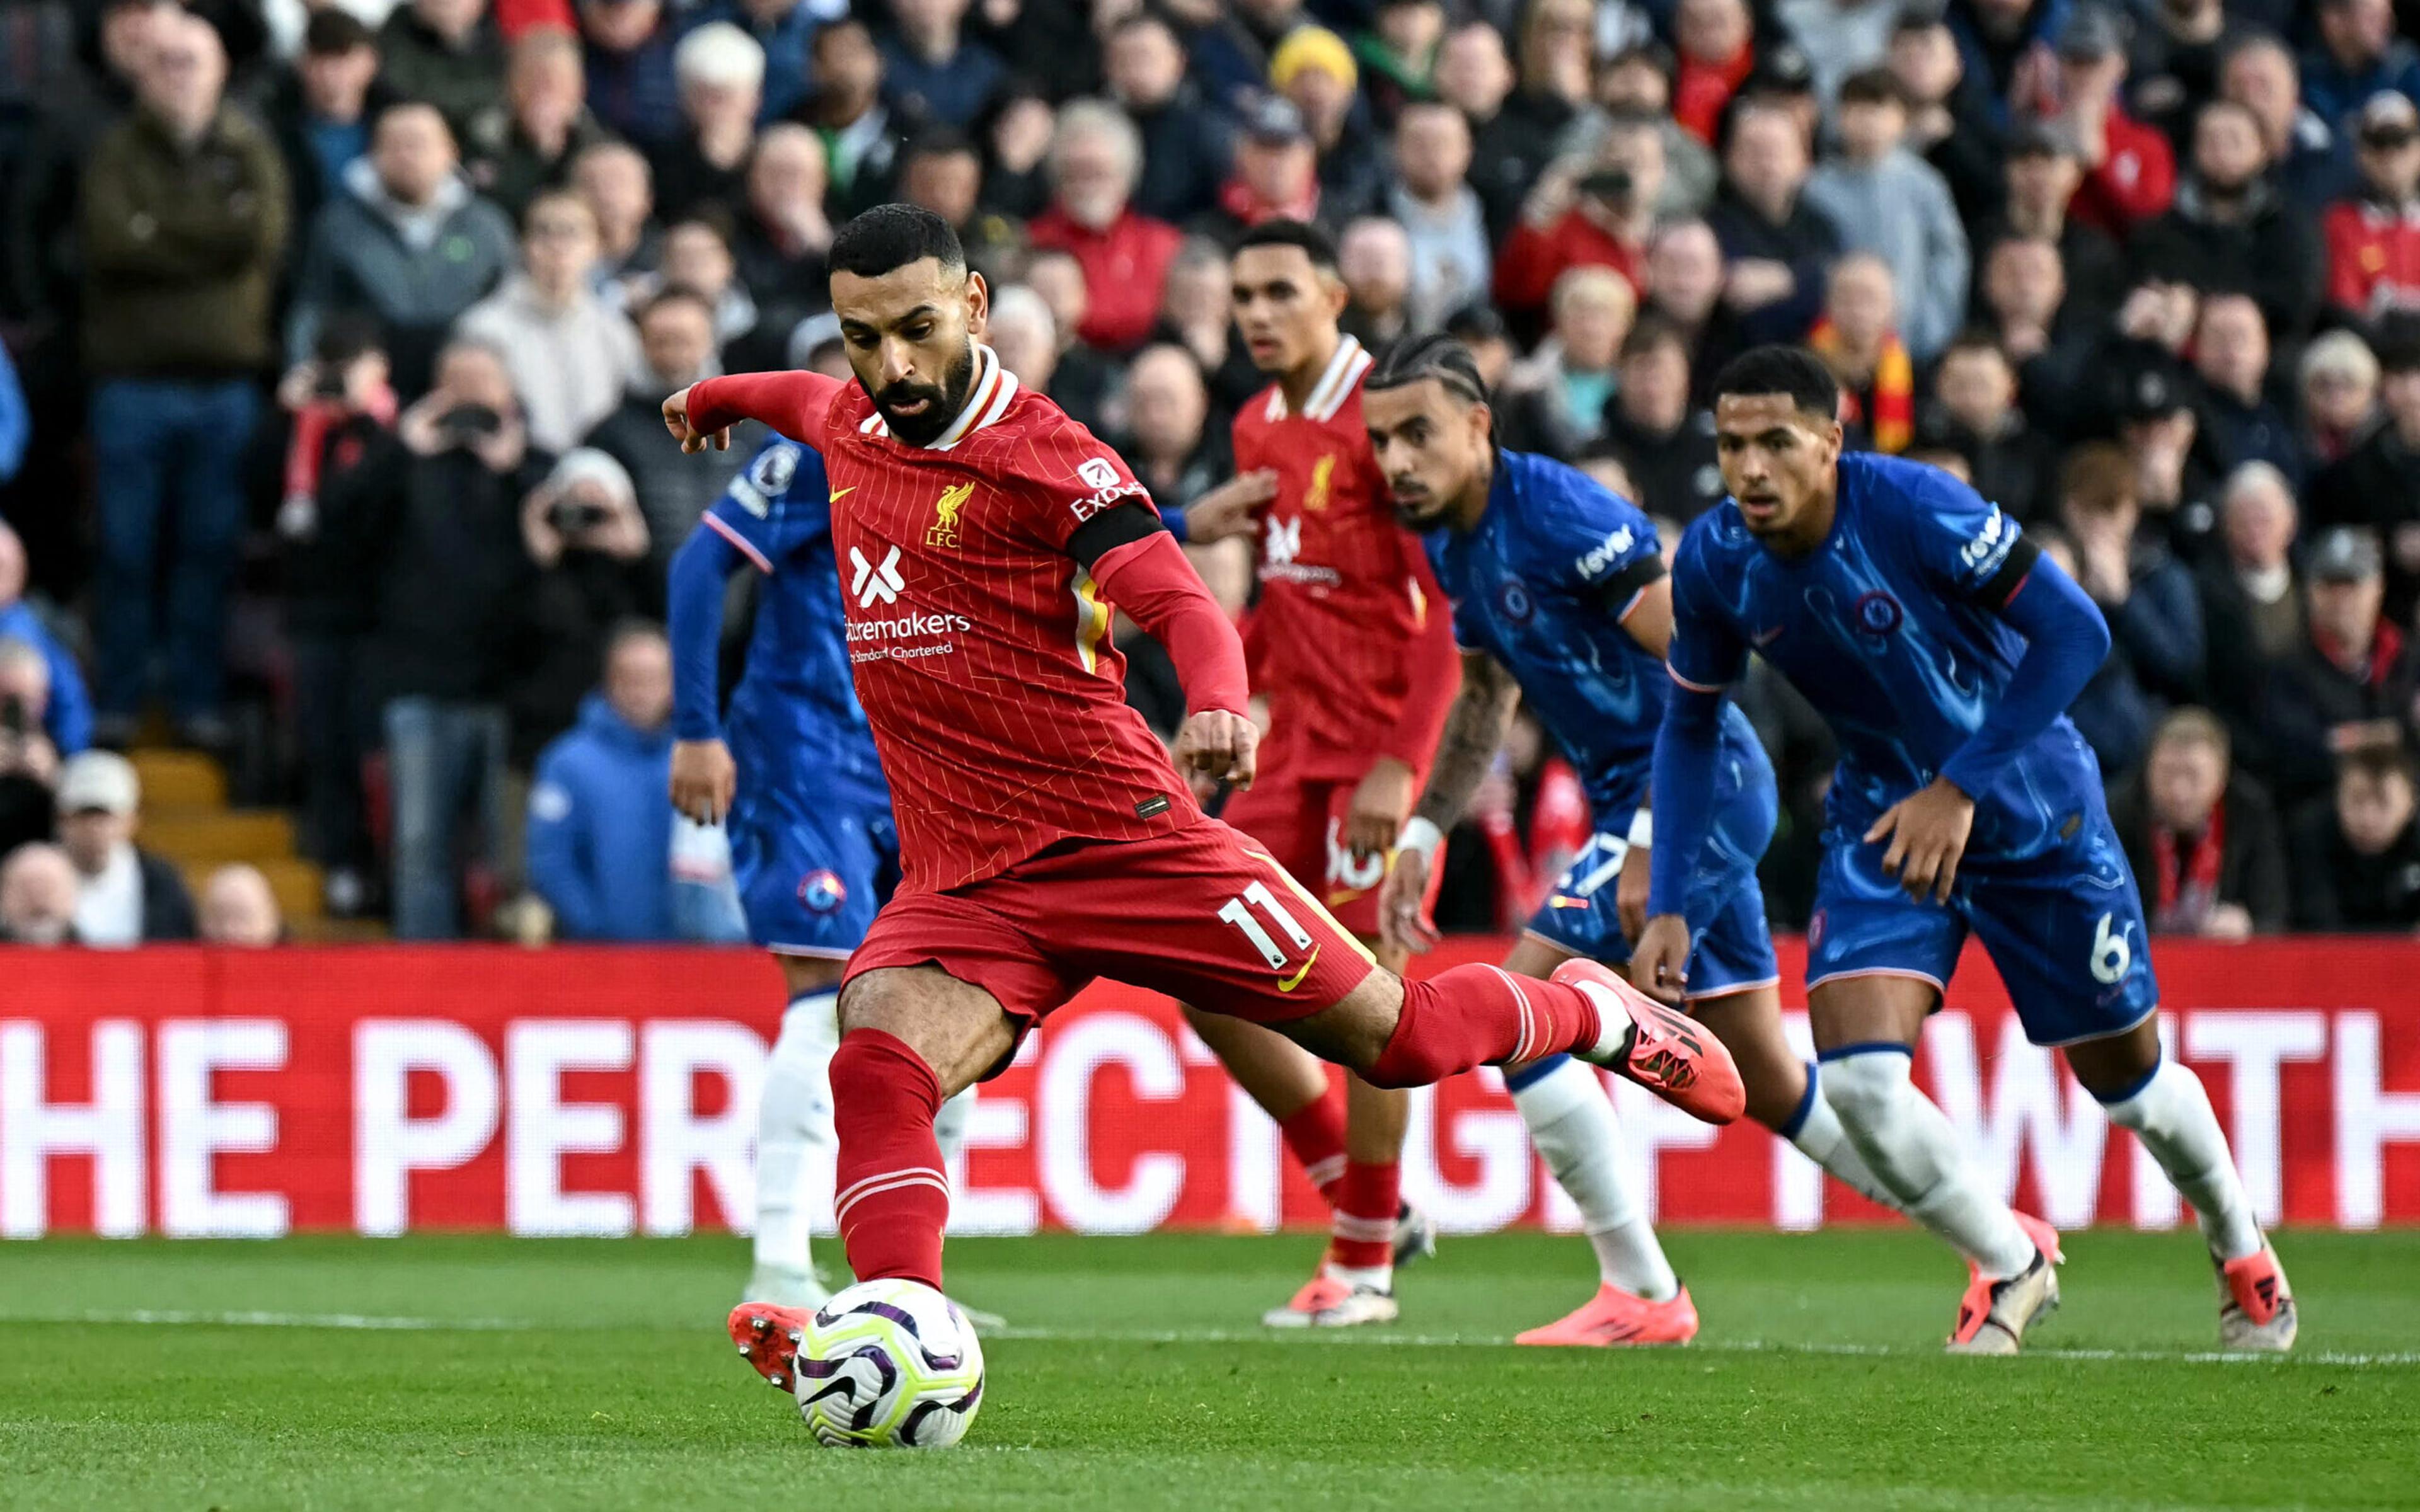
[129,747,385,942]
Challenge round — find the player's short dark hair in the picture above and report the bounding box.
[1366,332,1491,407]
[1711,345,1839,420]
[829,203,967,280]
[1235,218,1339,274]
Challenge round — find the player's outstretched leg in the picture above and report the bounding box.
[1813,980,2057,1354]
[2068,1018,2294,1352]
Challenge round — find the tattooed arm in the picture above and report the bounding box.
[1378,651,1522,953]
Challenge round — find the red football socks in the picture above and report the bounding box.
[1328,1159,1400,1273]
[830,1029,950,1292]
[1276,1082,1349,1201]
[1364,965,1606,1088]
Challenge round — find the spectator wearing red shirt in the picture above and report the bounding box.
[2325,91,2420,322]
[2046,6,2177,236]
[1672,0,1754,144]
[1025,100,1184,353]
[1492,113,1662,328]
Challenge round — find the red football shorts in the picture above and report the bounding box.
[844,817,1380,1057]
[1220,772,1443,938]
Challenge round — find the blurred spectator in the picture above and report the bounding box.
[882,0,1005,130]
[1105,13,1231,225]
[2298,328,2382,471]
[1988,122,2128,326]
[1804,67,1969,361]
[2300,0,2420,131]
[265,9,389,232]
[1886,3,2002,227]
[1387,101,1490,333]
[0,524,91,755]
[1925,332,2060,521]
[278,317,398,912]
[977,83,1055,221]
[2133,98,2324,340]
[802,19,902,216]
[199,862,284,946]
[526,622,683,940]
[587,286,746,564]
[1119,343,1230,510]
[2312,322,2420,622]
[1773,0,1892,120]
[1273,26,1383,219]
[2062,440,2206,711]
[1153,237,1260,415]
[287,101,517,394]
[466,25,610,220]
[1599,317,1722,522]
[1504,0,1591,154]
[0,842,78,946]
[1944,0,2059,109]
[2288,744,2420,929]
[458,189,640,454]
[1338,217,1413,346]
[1195,95,1322,248]
[2259,525,2420,806]
[2047,5,2179,237]
[580,0,682,151]
[1504,265,1634,456]
[2116,354,2223,561]
[2324,91,2420,323]
[1355,0,1448,125]
[1641,217,1744,400]
[2036,525,2158,774]
[1494,113,1662,326]
[1672,0,1755,144]
[651,21,762,220]
[1740,43,1827,147]
[575,139,660,290]
[1809,254,1913,452]
[697,0,822,123]
[1431,20,1537,238]
[655,217,759,349]
[985,283,1059,392]
[1707,100,1841,345]
[897,130,1018,272]
[2111,706,2288,938]
[352,338,551,939]
[2220,32,2353,212]
[379,0,507,137]
[83,14,289,747]
[2192,292,2297,483]
[54,749,196,946]
[2198,461,2304,742]
[731,125,834,317]
[512,449,657,761]
[1577,45,1717,219]
[1028,100,1183,353]
[1017,250,1119,432]
[0,638,61,858]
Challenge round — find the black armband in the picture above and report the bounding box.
[1068,500,1166,570]
[1596,553,1668,617]
[1972,534,2041,612]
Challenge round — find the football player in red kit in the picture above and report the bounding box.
[1175,221,1459,1329]
[660,205,1740,1398]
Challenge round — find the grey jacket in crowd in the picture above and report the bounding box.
[1802,147,1971,362]
[285,159,515,390]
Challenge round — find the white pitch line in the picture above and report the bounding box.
[4,1311,2416,1368]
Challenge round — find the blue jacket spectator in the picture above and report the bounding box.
[583,0,686,149]
[526,628,681,942]
[692,0,839,123]
[0,523,91,758]
[2300,0,2420,129]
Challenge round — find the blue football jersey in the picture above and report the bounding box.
[1666,452,2102,861]
[1425,449,1763,823]
[704,437,887,810]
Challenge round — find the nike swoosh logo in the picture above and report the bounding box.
[1277,945,1322,992]
[1326,887,1366,905]
[829,486,857,503]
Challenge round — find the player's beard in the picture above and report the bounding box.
[872,341,978,448]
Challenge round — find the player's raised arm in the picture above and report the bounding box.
[1074,500,1257,791]
[1380,650,1521,954]
[667,370,848,453]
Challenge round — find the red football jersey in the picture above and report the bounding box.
[723,346,1201,894]
[1231,335,1457,783]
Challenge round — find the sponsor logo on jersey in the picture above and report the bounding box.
[1959,504,2015,578]
[849,545,905,607]
[1276,944,1322,992]
[1078,457,1121,490]
[1575,525,1637,581]
[798,869,848,914]
[1853,590,1904,636]
[1257,515,1342,587]
[1305,454,1335,512]
[729,443,804,518]
[926,480,974,549]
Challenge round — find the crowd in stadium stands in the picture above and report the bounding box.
[3,0,2420,944]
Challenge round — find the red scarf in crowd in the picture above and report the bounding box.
[2150,803,2225,933]
[1807,317,1915,453]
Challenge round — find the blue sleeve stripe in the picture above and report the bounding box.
[703,510,774,575]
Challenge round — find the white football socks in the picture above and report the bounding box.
[1779,1061,1901,1210]
[2100,1058,2263,1261]
[753,988,841,1277]
[1821,1048,2035,1278]
[1509,1055,1680,1302]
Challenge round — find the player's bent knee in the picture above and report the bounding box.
[2061,1015,2165,1099]
[1818,1048,1914,1126]
[837,965,1019,1097]
[1693,989,1809,1128]
[1277,971,1406,1077]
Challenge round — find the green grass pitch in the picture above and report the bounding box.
[3,1228,2416,1510]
